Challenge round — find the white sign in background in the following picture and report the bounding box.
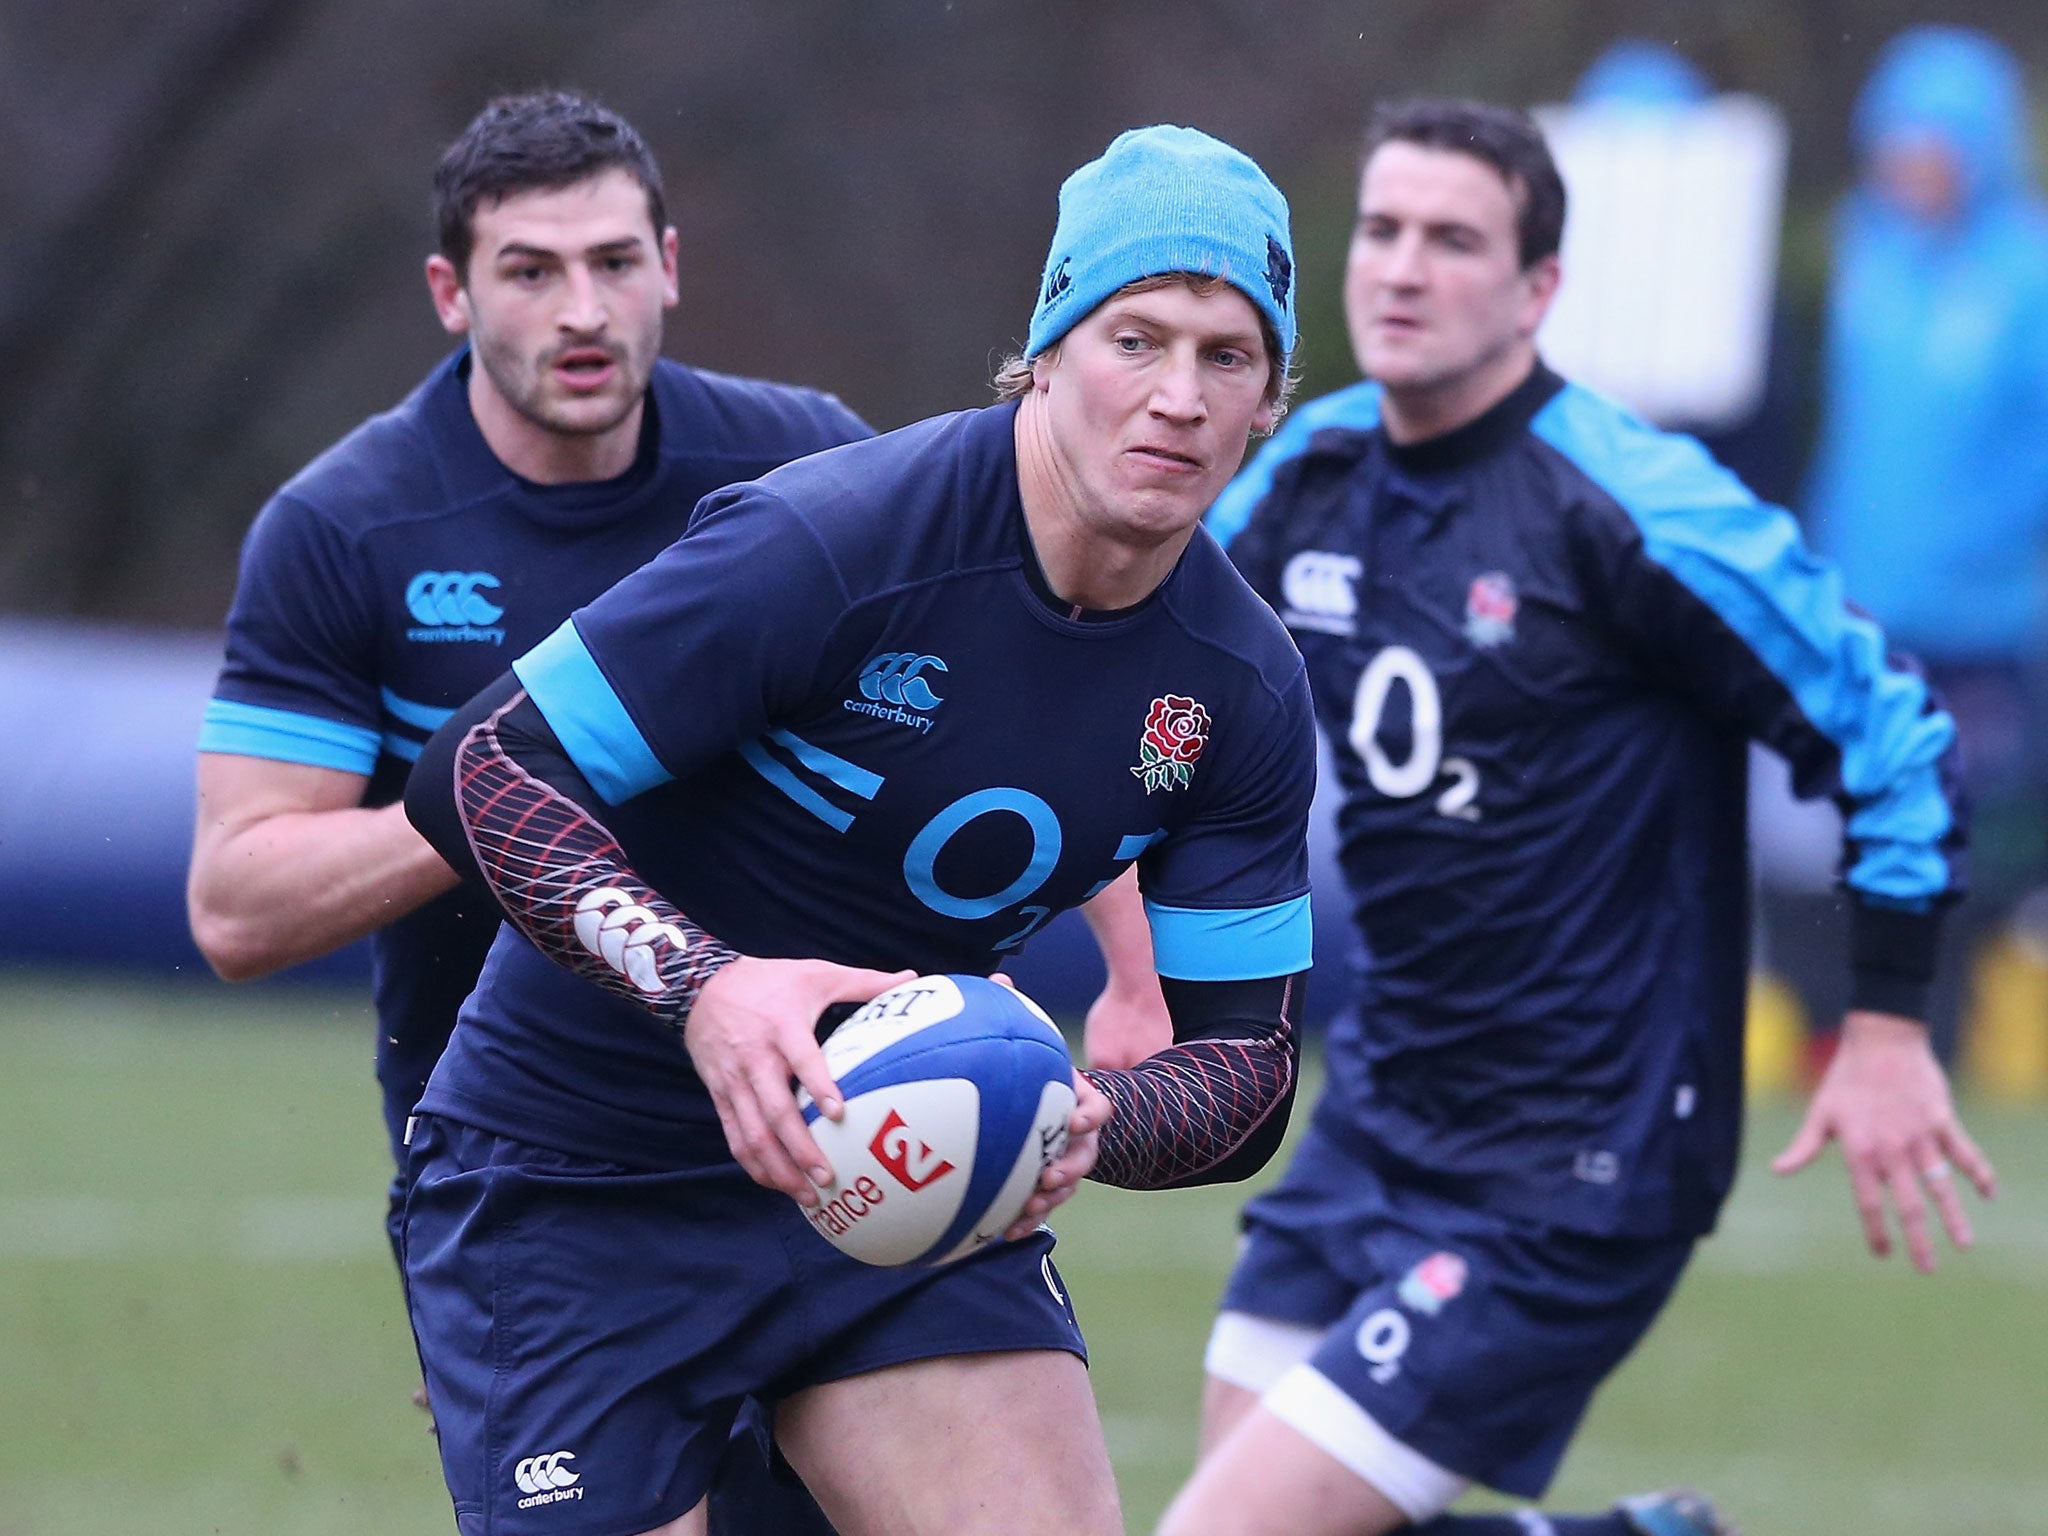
[1536,95,1789,430]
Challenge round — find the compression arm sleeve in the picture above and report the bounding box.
[1081,970,1304,1191]
[405,672,738,1026]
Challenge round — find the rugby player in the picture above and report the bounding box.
[402,124,1316,1536]
[1142,98,1992,1536]
[185,90,869,1528]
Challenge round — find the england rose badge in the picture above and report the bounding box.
[1132,694,1210,793]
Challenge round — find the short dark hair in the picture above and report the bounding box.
[1363,99,1566,269]
[433,90,668,274]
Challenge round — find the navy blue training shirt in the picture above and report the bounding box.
[420,399,1318,1169]
[202,350,870,1150]
[1209,363,1964,1239]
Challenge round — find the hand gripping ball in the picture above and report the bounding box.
[795,974,1077,1266]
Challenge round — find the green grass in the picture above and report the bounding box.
[2,974,2044,1535]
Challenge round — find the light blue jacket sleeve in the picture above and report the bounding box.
[1535,384,1962,913]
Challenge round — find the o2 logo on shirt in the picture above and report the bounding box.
[1348,646,1480,821]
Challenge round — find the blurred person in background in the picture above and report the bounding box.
[183,89,868,1533]
[1146,96,1990,1536]
[1804,24,2048,1065]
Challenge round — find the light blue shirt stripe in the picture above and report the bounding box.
[1144,894,1313,981]
[382,733,424,764]
[767,729,883,801]
[738,738,855,832]
[380,688,456,733]
[197,700,380,775]
[1206,381,1383,548]
[1532,384,1955,906]
[513,620,672,806]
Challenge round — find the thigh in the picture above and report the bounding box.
[1298,1222,1693,1499]
[403,1117,779,1536]
[1160,1404,1416,1536]
[1198,1310,1325,1454]
[777,1350,1120,1536]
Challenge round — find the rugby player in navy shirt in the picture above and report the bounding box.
[404,126,1314,1536]
[1139,100,1994,1536]
[186,91,869,1523]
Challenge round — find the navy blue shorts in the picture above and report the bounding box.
[1219,1124,1693,1497]
[403,1114,1085,1536]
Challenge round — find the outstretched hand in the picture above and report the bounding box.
[686,956,915,1203]
[1773,1009,1996,1271]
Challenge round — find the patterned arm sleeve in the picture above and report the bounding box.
[1082,972,1303,1190]
[406,679,737,1026]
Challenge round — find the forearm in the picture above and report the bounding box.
[405,681,737,1023]
[1080,867,1158,996]
[1082,971,1303,1190]
[188,773,458,980]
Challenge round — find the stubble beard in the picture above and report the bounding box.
[474,327,655,441]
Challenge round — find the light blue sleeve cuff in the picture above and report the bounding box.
[197,699,380,775]
[512,620,673,805]
[1144,894,1313,981]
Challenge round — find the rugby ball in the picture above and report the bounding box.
[796,974,1076,1267]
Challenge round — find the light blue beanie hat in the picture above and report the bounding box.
[1026,125,1296,361]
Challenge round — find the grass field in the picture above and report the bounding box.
[3,973,2044,1536]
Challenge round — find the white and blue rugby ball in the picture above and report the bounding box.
[796,974,1076,1267]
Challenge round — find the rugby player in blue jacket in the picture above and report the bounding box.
[403,125,1315,1536]
[184,91,869,1525]
[1146,100,1994,1536]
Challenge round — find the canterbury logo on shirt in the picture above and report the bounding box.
[1278,551,1361,636]
[845,650,947,732]
[405,570,506,644]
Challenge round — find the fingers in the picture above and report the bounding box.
[1881,1153,1935,1272]
[1004,1076,1110,1239]
[1918,1156,1973,1261]
[754,1040,835,1187]
[1006,1126,1100,1239]
[1071,1070,1113,1132]
[1846,1134,1993,1269]
[1943,1121,1999,1201]
[1770,1109,1828,1176]
[834,966,919,1001]
[784,1027,844,1122]
[708,1072,819,1205]
[1842,1141,1893,1260]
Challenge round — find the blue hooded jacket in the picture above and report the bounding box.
[1806,27,2048,662]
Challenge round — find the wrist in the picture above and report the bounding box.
[1840,1008,1929,1045]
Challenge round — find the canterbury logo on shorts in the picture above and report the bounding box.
[513,1449,586,1508]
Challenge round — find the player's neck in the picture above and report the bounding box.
[1378,343,1538,446]
[466,369,644,485]
[1012,398,1192,613]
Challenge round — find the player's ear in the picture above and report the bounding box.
[425,255,472,336]
[660,226,681,309]
[1519,253,1562,335]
